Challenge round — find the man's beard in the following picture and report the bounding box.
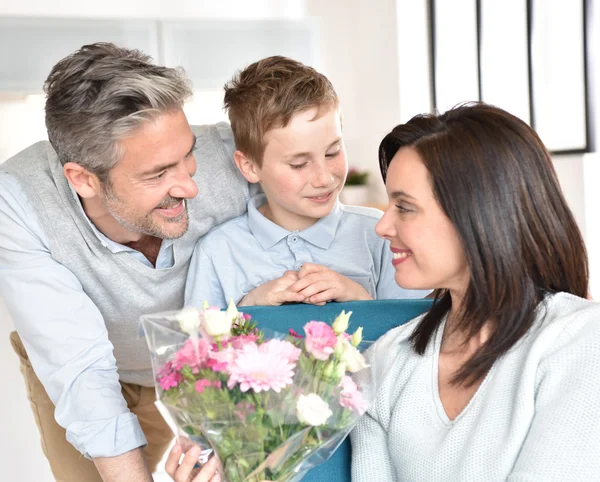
[103,185,190,239]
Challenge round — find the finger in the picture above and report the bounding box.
[176,445,202,482]
[165,443,183,477]
[271,289,305,305]
[287,273,329,293]
[193,456,219,482]
[298,280,336,299]
[283,270,299,280]
[209,470,222,482]
[297,263,325,278]
[307,288,338,304]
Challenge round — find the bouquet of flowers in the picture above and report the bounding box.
[140,301,372,482]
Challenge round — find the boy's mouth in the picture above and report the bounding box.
[306,191,335,203]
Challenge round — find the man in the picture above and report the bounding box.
[0,43,249,481]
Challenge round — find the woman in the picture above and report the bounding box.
[166,103,600,481]
[351,103,600,481]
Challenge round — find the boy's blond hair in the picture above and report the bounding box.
[223,56,339,167]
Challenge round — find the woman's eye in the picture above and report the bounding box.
[395,204,412,213]
[291,163,307,170]
[325,149,340,159]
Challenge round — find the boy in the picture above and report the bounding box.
[185,56,428,308]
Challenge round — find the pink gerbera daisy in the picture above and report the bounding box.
[227,342,296,393]
[261,339,301,363]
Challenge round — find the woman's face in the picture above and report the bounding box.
[375,146,469,294]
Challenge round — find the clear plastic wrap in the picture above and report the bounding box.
[141,303,373,482]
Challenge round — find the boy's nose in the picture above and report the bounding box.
[312,168,335,188]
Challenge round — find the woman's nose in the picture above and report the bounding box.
[375,206,395,239]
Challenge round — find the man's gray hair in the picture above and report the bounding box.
[44,42,193,182]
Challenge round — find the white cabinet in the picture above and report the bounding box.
[160,19,319,89]
[0,17,159,93]
[0,17,319,94]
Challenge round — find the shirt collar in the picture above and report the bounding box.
[247,193,343,250]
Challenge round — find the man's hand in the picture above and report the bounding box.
[165,444,221,482]
[238,271,305,306]
[93,448,153,482]
[289,263,373,305]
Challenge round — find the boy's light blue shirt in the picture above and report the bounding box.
[185,194,428,308]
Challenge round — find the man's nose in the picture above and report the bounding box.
[169,168,199,199]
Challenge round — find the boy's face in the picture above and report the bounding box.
[251,105,347,231]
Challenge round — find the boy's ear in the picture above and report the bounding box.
[234,150,261,184]
[63,162,103,199]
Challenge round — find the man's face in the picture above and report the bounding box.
[101,109,198,239]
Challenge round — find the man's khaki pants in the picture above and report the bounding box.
[10,331,174,482]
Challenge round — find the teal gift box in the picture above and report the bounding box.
[242,299,432,481]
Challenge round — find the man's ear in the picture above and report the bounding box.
[63,162,103,199]
[233,150,261,184]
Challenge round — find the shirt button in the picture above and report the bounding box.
[291,236,298,243]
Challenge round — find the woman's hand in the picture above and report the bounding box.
[165,443,220,482]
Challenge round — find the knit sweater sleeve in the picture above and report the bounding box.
[508,307,600,481]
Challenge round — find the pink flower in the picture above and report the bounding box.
[234,401,256,421]
[207,345,237,372]
[289,329,304,339]
[263,339,301,363]
[195,379,213,393]
[339,376,368,415]
[158,370,182,391]
[229,334,259,350]
[207,359,229,372]
[227,342,296,393]
[172,338,211,372]
[303,321,337,361]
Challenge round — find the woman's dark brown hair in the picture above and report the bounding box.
[379,103,589,386]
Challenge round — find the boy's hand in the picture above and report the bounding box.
[291,263,373,305]
[238,271,306,306]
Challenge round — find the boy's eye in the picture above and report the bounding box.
[290,163,307,170]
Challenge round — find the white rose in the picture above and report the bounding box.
[202,309,233,337]
[177,307,201,335]
[332,310,352,335]
[340,339,369,373]
[296,393,333,426]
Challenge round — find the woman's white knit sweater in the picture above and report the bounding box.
[351,293,600,481]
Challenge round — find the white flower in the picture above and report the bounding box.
[225,299,239,320]
[340,339,369,373]
[202,309,233,337]
[332,310,352,335]
[296,393,333,426]
[351,326,363,347]
[177,307,201,335]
